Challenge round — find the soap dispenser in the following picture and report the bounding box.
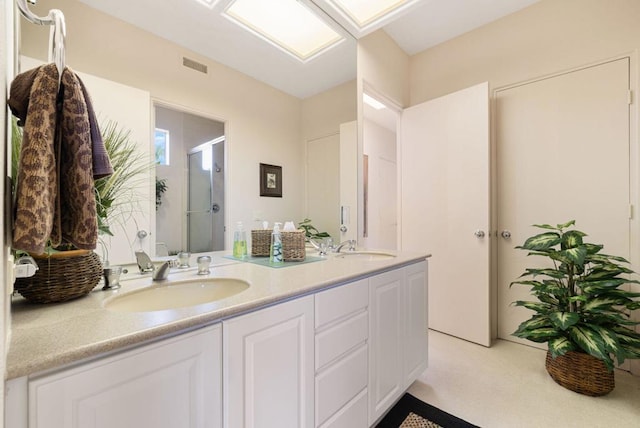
[233,221,247,259]
[270,222,284,265]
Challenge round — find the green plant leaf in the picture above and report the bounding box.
[517,232,561,251]
[561,230,586,249]
[590,325,625,364]
[568,325,613,369]
[510,280,545,288]
[582,296,628,312]
[513,327,560,343]
[513,315,552,335]
[613,326,640,358]
[513,301,554,314]
[549,246,587,266]
[548,336,575,357]
[549,312,579,330]
[585,265,633,280]
[556,220,576,229]
[579,278,629,294]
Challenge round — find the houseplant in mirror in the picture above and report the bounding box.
[12,119,150,303]
[511,220,640,395]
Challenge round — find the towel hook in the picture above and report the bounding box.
[16,0,66,78]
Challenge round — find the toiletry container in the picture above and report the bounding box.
[233,221,247,258]
[270,222,284,264]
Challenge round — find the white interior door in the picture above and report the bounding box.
[496,58,631,347]
[401,82,491,347]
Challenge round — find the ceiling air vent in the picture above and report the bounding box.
[182,57,208,74]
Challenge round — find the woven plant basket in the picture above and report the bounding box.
[545,350,614,396]
[15,249,103,303]
[251,230,271,257]
[282,230,306,262]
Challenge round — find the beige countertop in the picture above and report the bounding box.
[7,250,429,380]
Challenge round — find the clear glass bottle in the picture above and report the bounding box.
[233,221,247,259]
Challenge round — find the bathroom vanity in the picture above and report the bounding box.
[5,251,429,428]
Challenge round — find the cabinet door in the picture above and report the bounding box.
[29,324,222,428]
[403,261,428,387]
[368,268,404,424]
[224,296,314,428]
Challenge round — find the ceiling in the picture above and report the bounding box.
[76,0,539,99]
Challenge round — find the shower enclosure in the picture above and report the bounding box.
[187,138,225,253]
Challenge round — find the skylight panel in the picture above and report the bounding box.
[330,0,408,27]
[224,0,343,62]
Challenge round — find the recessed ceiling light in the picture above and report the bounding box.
[224,0,343,62]
[363,93,386,110]
[330,0,408,27]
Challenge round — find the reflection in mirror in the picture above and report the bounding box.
[19,0,357,262]
[361,88,400,250]
[154,105,225,255]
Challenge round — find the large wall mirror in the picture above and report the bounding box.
[17,0,357,264]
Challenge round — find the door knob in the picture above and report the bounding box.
[501,230,511,239]
[212,203,221,213]
[474,230,485,238]
[340,225,348,233]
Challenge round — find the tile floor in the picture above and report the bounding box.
[408,330,640,428]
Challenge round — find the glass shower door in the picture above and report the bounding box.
[187,149,212,253]
[187,141,225,253]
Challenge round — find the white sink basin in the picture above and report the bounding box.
[105,278,250,312]
[335,251,396,261]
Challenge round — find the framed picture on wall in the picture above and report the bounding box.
[260,163,282,197]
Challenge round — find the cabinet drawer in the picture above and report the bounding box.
[315,343,368,427]
[316,311,367,369]
[319,388,367,428]
[315,278,368,328]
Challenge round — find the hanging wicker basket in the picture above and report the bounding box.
[545,350,615,396]
[14,249,103,303]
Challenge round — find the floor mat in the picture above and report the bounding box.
[376,393,479,428]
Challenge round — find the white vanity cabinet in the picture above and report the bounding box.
[6,258,429,428]
[20,324,222,428]
[223,295,315,428]
[314,278,369,428]
[368,261,428,424]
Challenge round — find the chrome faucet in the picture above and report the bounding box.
[152,261,172,281]
[334,239,357,253]
[135,250,175,280]
[135,250,154,273]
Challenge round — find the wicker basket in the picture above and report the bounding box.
[14,249,103,303]
[251,230,271,257]
[545,351,614,396]
[282,230,306,262]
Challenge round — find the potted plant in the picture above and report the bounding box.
[12,119,150,302]
[298,218,330,241]
[511,220,640,395]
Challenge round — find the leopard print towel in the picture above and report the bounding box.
[10,64,105,253]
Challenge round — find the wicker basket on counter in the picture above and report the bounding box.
[282,230,306,262]
[251,230,271,257]
[14,249,103,303]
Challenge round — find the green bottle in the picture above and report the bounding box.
[233,221,247,259]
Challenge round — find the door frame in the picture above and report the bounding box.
[491,53,639,374]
